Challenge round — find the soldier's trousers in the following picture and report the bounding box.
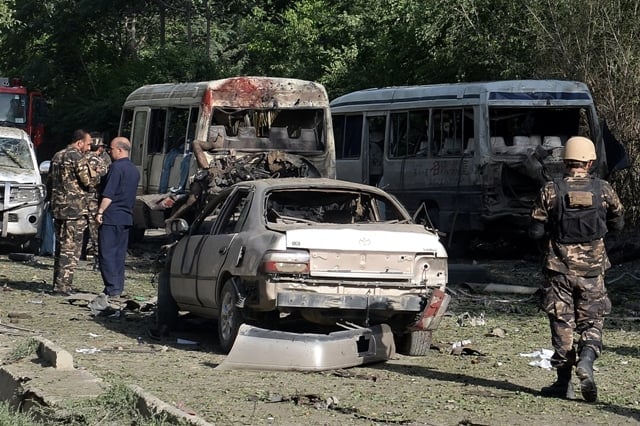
[542,270,611,368]
[53,217,88,291]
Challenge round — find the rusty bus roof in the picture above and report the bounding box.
[124,76,330,109]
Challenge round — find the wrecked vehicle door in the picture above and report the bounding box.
[158,178,449,357]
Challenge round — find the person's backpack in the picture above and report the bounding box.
[552,177,607,243]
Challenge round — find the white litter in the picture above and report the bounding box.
[76,347,101,354]
[451,339,472,349]
[519,348,553,369]
[88,333,101,338]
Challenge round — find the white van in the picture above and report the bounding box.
[331,80,628,242]
[0,126,46,247]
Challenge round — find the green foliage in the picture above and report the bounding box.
[0,401,41,426]
[5,337,39,364]
[0,0,639,223]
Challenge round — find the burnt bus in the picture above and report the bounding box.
[119,77,336,234]
[331,80,627,242]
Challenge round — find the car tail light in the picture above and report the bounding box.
[261,250,310,274]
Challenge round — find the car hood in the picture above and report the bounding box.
[0,167,40,184]
[284,224,447,257]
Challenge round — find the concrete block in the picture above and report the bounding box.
[129,385,214,426]
[35,337,74,370]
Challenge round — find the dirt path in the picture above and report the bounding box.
[2,246,640,425]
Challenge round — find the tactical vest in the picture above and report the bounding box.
[552,177,608,243]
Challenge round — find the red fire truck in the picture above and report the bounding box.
[0,77,46,149]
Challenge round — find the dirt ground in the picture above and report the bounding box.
[2,234,640,425]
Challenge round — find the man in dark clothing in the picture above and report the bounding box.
[529,136,624,402]
[95,137,140,298]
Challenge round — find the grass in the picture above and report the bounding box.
[19,383,181,425]
[0,401,42,426]
[4,338,39,364]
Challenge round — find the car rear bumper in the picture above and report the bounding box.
[275,291,424,311]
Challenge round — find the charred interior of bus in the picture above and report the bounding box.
[489,107,592,152]
[207,107,325,152]
[485,106,594,224]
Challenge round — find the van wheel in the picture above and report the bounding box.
[156,268,178,330]
[395,330,433,356]
[218,279,244,353]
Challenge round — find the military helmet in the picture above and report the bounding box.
[90,137,106,151]
[563,136,596,161]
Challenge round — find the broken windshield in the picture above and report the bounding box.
[208,107,325,152]
[488,107,592,154]
[0,136,32,169]
[265,189,406,225]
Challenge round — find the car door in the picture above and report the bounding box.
[194,187,253,308]
[170,188,233,305]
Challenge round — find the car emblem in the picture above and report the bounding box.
[359,237,371,246]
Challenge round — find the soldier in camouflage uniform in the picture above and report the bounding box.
[529,136,624,402]
[78,135,111,267]
[48,129,93,294]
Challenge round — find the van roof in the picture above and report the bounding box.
[330,79,593,111]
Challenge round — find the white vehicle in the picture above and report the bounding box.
[118,77,336,236]
[331,80,628,241]
[159,178,449,356]
[0,126,46,248]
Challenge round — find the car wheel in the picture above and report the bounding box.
[395,330,433,356]
[218,278,243,353]
[156,268,178,330]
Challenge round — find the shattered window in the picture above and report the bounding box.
[216,190,251,234]
[489,107,592,148]
[210,107,325,151]
[0,136,33,169]
[265,189,406,225]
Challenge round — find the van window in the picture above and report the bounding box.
[390,110,430,158]
[432,108,473,156]
[131,110,147,166]
[334,114,362,159]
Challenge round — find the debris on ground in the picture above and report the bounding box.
[485,327,507,338]
[519,348,553,369]
[456,312,486,327]
[449,339,485,356]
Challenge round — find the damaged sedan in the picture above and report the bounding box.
[157,178,449,356]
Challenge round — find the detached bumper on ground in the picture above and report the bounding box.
[216,323,395,371]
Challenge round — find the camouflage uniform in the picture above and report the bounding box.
[78,150,110,255]
[530,170,624,368]
[49,146,91,293]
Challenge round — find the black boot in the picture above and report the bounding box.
[541,365,575,399]
[576,348,598,402]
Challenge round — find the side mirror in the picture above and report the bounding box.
[166,218,189,236]
[39,160,51,174]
